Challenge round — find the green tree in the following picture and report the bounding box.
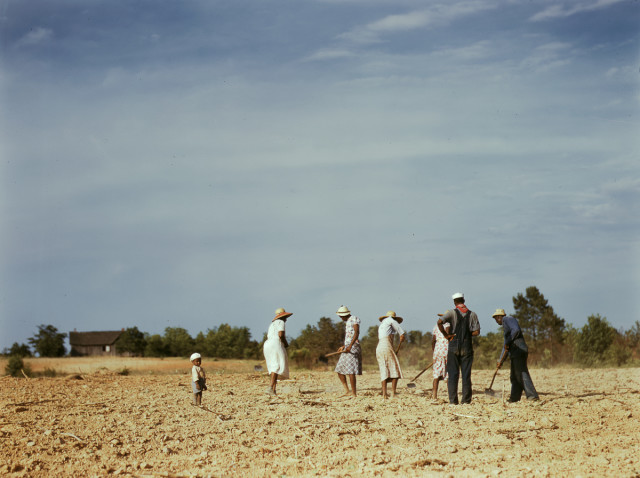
[472,331,506,369]
[359,325,379,366]
[624,321,640,351]
[574,314,616,366]
[407,330,428,346]
[144,334,167,357]
[115,327,147,356]
[3,343,32,357]
[289,317,344,365]
[162,327,194,357]
[28,325,66,357]
[198,324,257,359]
[512,286,566,364]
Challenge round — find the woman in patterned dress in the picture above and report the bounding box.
[431,319,451,401]
[376,311,406,400]
[334,305,362,397]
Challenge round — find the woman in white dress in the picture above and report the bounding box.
[376,311,406,400]
[263,307,292,395]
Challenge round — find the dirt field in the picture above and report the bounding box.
[1,360,639,477]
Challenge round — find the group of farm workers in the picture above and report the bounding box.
[190,292,539,406]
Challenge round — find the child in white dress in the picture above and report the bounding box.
[190,353,206,406]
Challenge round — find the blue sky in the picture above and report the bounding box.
[1,0,639,351]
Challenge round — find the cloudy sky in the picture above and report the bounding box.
[1,0,639,351]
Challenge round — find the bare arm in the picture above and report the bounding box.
[278,330,288,348]
[437,318,455,341]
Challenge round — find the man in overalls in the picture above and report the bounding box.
[437,293,480,404]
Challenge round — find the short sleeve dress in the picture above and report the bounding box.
[376,317,405,381]
[263,319,289,379]
[334,316,362,375]
[432,323,450,380]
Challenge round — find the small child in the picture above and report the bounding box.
[190,353,207,406]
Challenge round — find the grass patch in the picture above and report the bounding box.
[41,367,58,377]
[117,367,131,376]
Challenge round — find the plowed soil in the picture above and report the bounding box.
[1,365,639,477]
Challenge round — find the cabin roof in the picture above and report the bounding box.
[69,331,122,346]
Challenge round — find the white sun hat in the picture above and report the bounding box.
[452,292,464,300]
[190,353,201,361]
[379,310,403,323]
[336,305,351,316]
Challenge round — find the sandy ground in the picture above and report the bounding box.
[1,365,639,477]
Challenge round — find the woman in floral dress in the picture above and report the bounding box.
[431,320,451,401]
[334,305,362,397]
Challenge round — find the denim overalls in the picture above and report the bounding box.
[447,309,474,404]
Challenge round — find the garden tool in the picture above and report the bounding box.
[484,348,508,397]
[406,362,434,389]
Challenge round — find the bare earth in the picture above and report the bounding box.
[1,363,639,477]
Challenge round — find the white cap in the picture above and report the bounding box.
[452,292,464,300]
[190,353,201,361]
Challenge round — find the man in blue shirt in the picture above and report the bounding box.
[492,309,539,402]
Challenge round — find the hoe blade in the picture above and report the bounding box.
[484,388,501,397]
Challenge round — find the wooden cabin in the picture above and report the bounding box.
[69,330,123,356]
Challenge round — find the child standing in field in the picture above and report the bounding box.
[190,353,207,406]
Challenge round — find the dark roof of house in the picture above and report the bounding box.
[69,331,122,346]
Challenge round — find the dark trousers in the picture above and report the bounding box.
[509,351,538,401]
[447,350,474,404]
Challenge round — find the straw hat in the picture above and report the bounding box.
[273,307,293,321]
[492,308,506,318]
[190,353,201,362]
[452,292,464,300]
[379,310,403,323]
[336,305,351,317]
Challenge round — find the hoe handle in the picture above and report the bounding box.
[488,349,508,389]
[409,362,434,383]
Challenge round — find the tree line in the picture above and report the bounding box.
[4,286,640,373]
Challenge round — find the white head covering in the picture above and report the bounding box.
[336,305,351,316]
[190,353,201,361]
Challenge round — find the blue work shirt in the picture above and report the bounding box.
[502,315,528,356]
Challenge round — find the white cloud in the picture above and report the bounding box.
[304,48,355,62]
[367,11,432,33]
[605,67,619,78]
[520,41,574,72]
[16,27,53,47]
[431,40,493,61]
[337,1,498,44]
[530,0,625,22]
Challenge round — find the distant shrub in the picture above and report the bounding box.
[117,367,131,376]
[539,349,553,369]
[606,343,632,367]
[42,367,58,377]
[5,356,32,377]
